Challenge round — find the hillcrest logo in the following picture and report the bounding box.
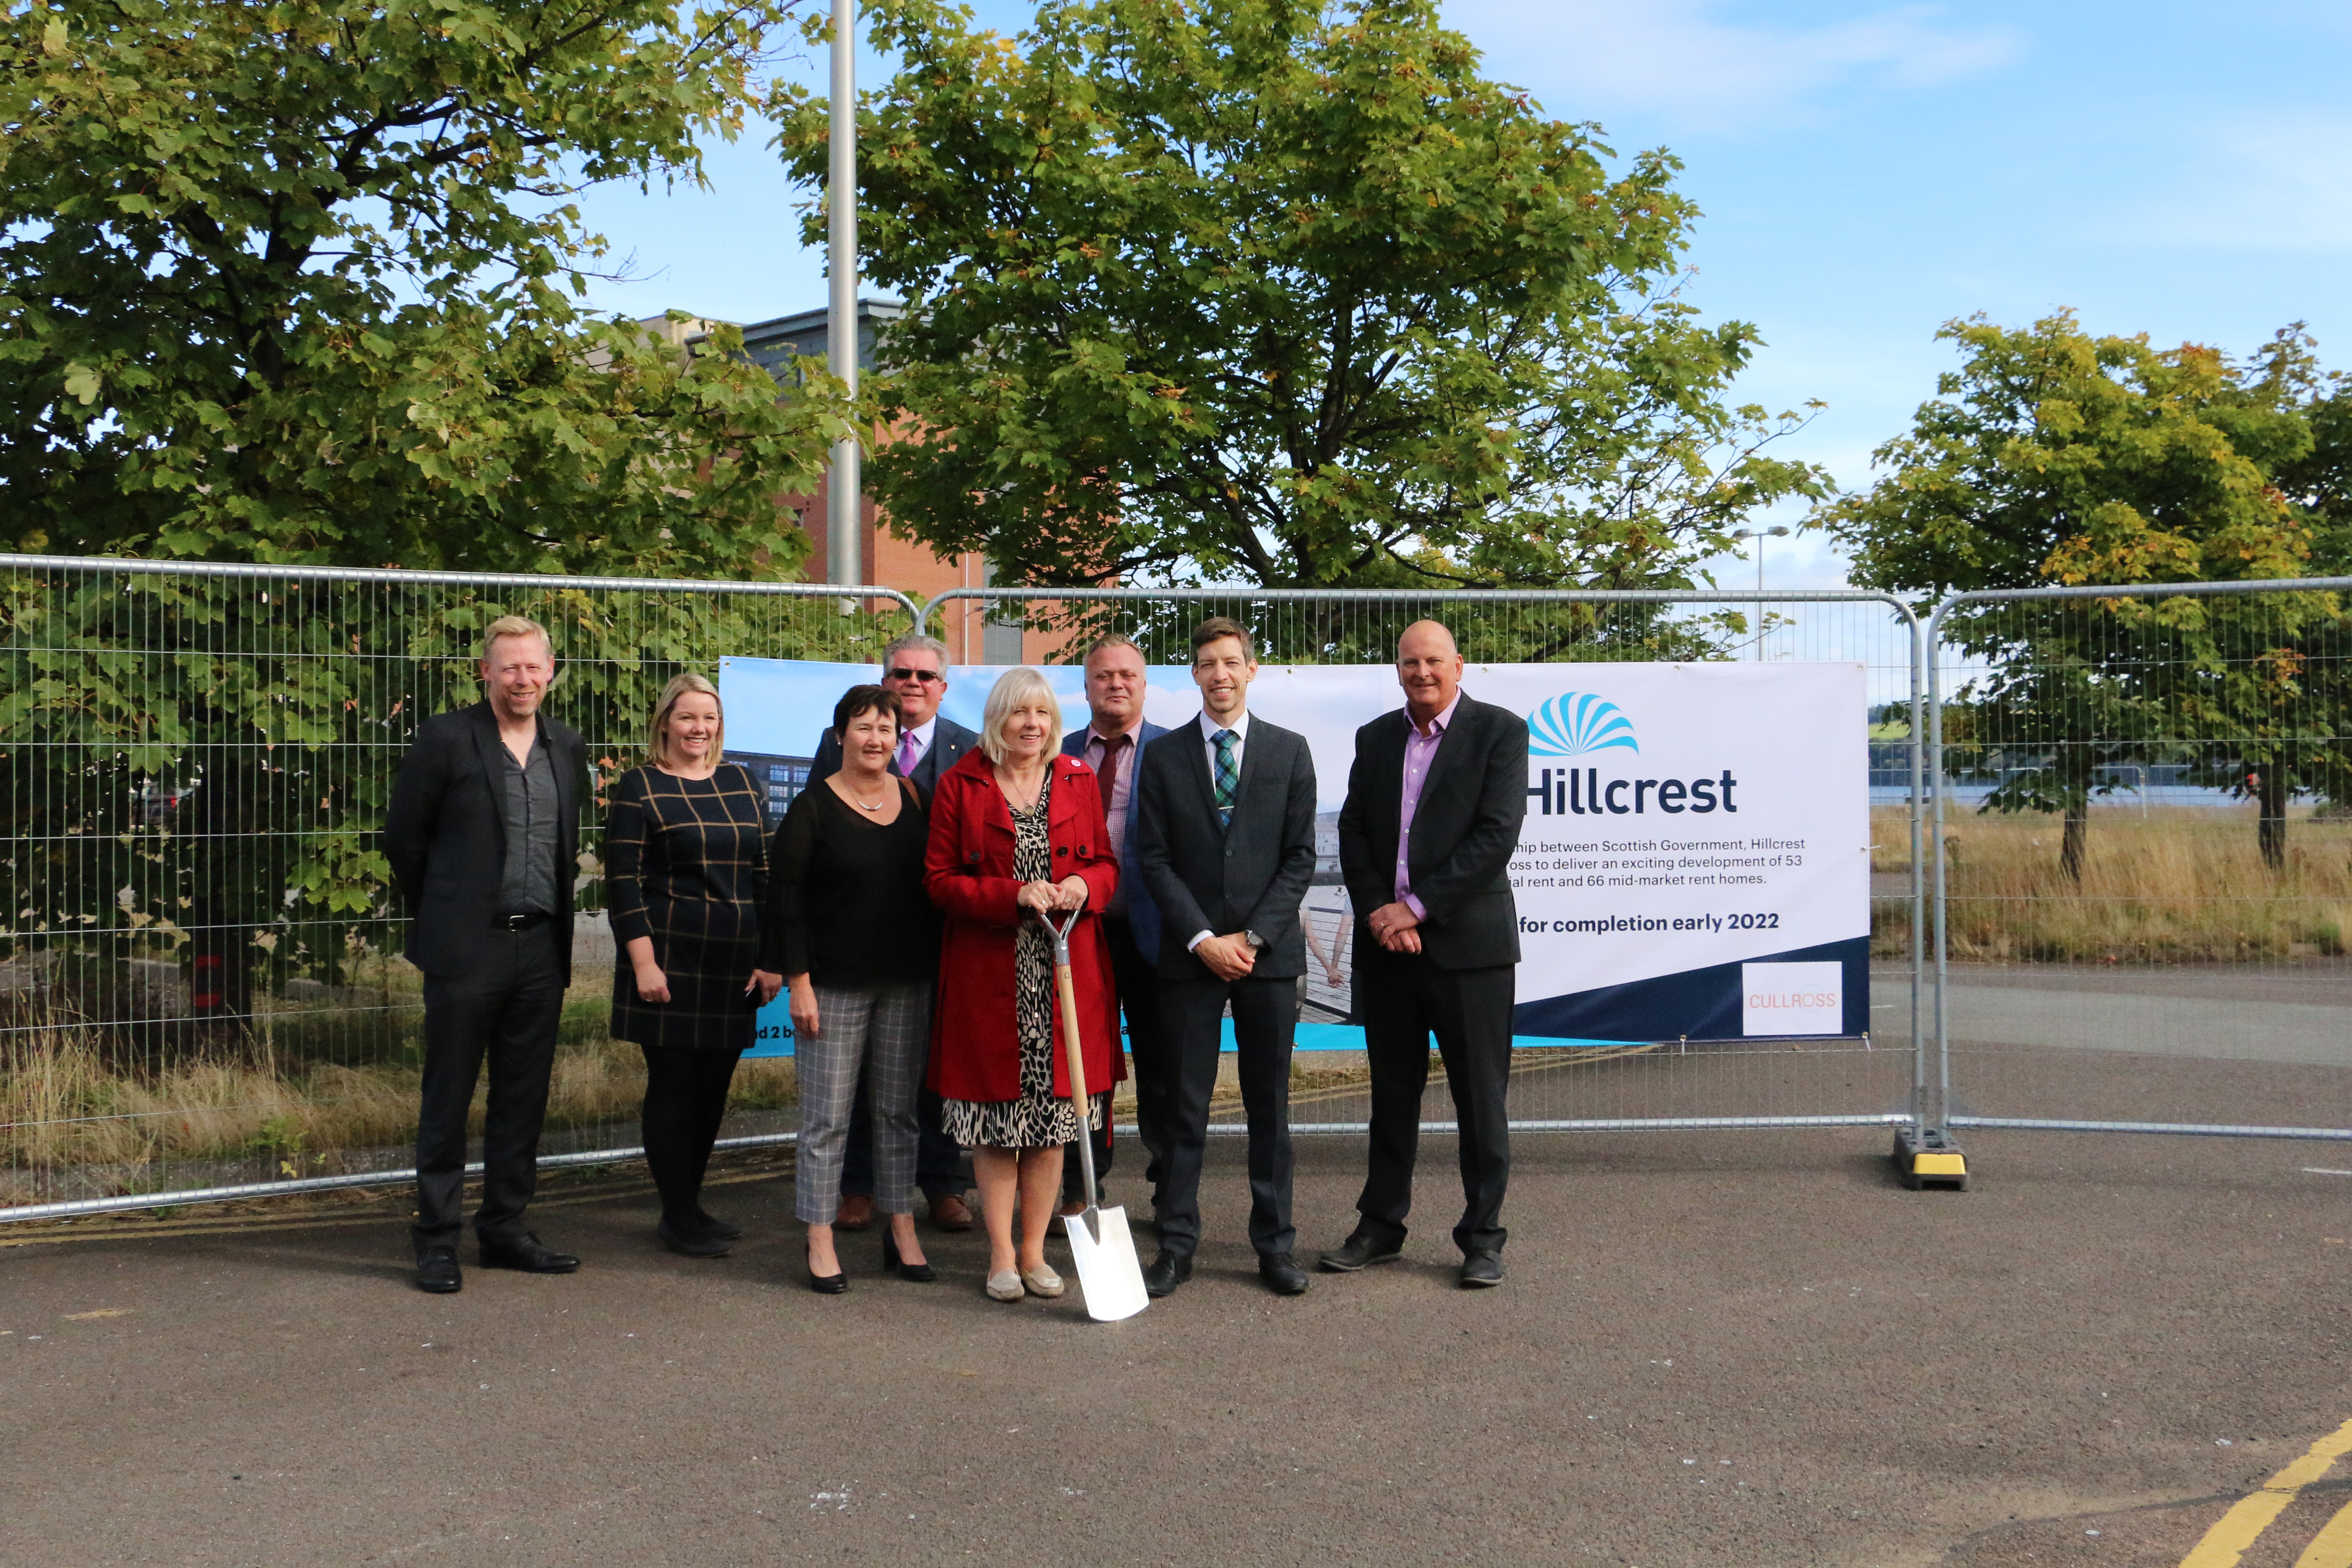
[1527,693,1638,758]
[1525,691,1737,816]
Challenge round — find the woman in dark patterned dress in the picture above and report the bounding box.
[606,673,783,1258]
[924,667,1122,1303]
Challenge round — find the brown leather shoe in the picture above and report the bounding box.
[835,1193,875,1231]
[929,1192,974,1232]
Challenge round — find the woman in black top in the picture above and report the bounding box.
[772,684,943,1292]
[607,672,783,1259]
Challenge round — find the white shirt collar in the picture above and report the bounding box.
[904,715,938,750]
[1197,709,1250,742]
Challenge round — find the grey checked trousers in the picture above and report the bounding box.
[795,980,933,1224]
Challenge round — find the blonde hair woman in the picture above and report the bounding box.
[606,672,785,1258]
[922,668,1125,1302]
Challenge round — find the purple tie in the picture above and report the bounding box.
[896,732,920,777]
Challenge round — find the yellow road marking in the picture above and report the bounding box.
[2182,1417,2352,1568]
[2295,1498,2352,1568]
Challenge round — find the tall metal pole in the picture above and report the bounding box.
[825,0,861,589]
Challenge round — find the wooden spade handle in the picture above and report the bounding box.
[1045,905,1101,1208]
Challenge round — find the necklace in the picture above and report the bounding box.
[843,776,890,812]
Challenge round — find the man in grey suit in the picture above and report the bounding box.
[1058,633,1169,1210]
[809,631,979,1232]
[1135,617,1319,1297]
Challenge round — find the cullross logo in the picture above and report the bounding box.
[1524,693,1738,816]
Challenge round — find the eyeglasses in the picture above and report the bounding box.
[886,667,945,683]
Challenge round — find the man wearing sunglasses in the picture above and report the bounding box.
[809,633,979,1232]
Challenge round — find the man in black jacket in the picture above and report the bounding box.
[383,616,591,1294]
[1134,617,1320,1297]
[808,632,980,1233]
[1323,620,1529,1288]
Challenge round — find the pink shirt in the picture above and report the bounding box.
[1082,723,1143,916]
[1394,693,1461,920]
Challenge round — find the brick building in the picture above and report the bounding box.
[681,300,1045,664]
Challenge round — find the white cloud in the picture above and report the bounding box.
[2128,112,2352,254]
[1442,0,2022,128]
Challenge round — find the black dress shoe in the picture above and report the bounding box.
[415,1246,462,1294]
[477,1231,580,1274]
[1142,1250,1193,1298]
[1317,1231,1404,1272]
[808,1267,849,1295]
[1458,1250,1505,1289]
[692,1210,743,1241]
[658,1218,731,1259]
[1258,1252,1310,1296]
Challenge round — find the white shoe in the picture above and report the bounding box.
[986,1268,1024,1302]
[1021,1264,1065,1298]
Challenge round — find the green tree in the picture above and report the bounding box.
[1825,312,2340,876]
[1,0,850,573]
[0,0,873,1042]
[776,0,1826,613]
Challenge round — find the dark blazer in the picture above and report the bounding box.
[1135,716,1318,980]
[383,701,591,984]
[1061,718,1171,961]
[1337,692,1529,971]
[810,715,978,805]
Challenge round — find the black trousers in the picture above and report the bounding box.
[412,924,565,1252]
[641,1044,745,1225]
[1354,946,1514,1255]
[1064,914,1157,1201]
[1157,971,1297,1260]
[841,1051,964,1203]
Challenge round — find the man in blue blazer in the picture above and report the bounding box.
[1134,617,1319,1298]
[1061,633,1169,1211]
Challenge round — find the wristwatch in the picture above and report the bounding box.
[1243,930,1266,950]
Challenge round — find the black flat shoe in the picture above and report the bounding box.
[808,1268,849,1295]
[658,1218,731,1259]
[1317,1231,1403,1273]
[692,1210,743,1241]
[882,1233,937,1282]
[477,1231,580,1274]
[415,1246,462,1294]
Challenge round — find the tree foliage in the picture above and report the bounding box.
[0,0,881,1052]
[777,0,1827,594]
[1826,313,2351,874]
[1,0,850,575]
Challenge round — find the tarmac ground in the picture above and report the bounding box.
[5,1045,2351,1568]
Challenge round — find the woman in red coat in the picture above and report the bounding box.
[925,666,1122,1303]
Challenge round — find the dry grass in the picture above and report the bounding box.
[1,999,799,1189]
[1871,804,2352,963]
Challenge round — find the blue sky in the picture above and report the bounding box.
[570,0,2352,590]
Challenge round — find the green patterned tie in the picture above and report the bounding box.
[1213,729,1238,827]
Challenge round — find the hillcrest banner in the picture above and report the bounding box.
[722,658,1870,1052]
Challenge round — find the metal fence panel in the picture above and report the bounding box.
[1,566,1925,1223]
[923,585,1928,1144]
[0,556,919,1216]
[1926,580,2352,1147]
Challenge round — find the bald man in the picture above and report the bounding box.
[1323,621,1529,1289]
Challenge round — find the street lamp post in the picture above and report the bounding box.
[1731,525,1790,660]
[825,0,860,591]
